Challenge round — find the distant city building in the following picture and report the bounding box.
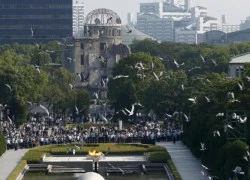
[175,29,198,44]
[139,1,191,19]
[221,15,226,24]
[137,13,174,42]
[0,0,73,44]
[240,16,250,30]
[73,0,85,36]
[228,53,250,78]
[184,0,191,12]
[220,24,240,33]
[219,14,240,33]
[137,1,217,44]
[223,28,250,44]
[203,30,225,44]
[191,6,208,20]
[137,1,191,42]
[127,13,134,26]
[63,9,131,99]
[201,28,250,44]
[175,12,218,44]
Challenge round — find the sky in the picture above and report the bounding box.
[84,0,250,25]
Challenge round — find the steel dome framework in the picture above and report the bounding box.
[85,8,121,25]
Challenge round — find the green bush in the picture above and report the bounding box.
[167,159,182,180]
[22,143,165,163]
[0,131,6,156]
[147,151,170,163]
[8,160,27,180]
[22,150,51,164]
[146,151,182,180]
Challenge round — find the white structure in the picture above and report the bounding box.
[140,1,191,19]
[191,6,207,20]
[174,6,218,44]
[127,13,134,26]
[228,52,250,78]
[77,172,104,180]
[191,6,217,32]
[220,24,240,33]
[73,0,85,36]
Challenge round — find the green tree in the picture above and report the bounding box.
[108,52,165,119]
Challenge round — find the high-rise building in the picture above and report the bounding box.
[137,1,190,42]
[221,15,226,24]
[137,14,174,42]
[0,0,72,44]
[137,1,218,44]
[73,0,85,36]
[127,13,134,26]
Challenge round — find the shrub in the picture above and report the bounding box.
[22,150,51,164]
[147,151,170,163]
[8,160,27,180]
[0,131,6,156]
[146,151,182,180]
[167,159,182,180]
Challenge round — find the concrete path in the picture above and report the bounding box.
[0,149,28,180]
[157,141,208,180]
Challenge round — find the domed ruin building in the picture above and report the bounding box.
[63,8,131,99]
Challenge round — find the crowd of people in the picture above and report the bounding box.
[0,114,182,151]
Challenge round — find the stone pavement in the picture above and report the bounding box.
[0,149,28,180]
[157,141,208,180]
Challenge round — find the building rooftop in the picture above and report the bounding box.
[229,52,250,63]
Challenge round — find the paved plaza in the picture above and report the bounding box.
[157,141,208,180]
[0,149,28,180]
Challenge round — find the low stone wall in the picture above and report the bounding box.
[41,160,145,173]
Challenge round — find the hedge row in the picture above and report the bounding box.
[0,131,6,156]
[147,151,182,180]
[8,160,27,180]
[22,143,166,164]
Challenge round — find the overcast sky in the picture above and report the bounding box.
[85,0,250,25]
